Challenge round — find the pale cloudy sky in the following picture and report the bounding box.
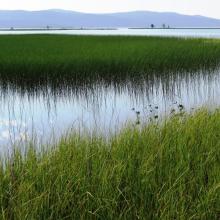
[1,0,220,19]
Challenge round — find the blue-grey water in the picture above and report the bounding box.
[0,69,220,154]
[1,28,220,38]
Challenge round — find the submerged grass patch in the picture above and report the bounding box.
[0,35,220,84]
[0,109,219,219]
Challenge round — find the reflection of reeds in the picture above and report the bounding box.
[0,68,219,148]
[0,68,218,104]
[0,109,218,219]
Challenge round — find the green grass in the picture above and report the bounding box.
[0,109,219,219]
[0,34,220,219]
[0,35,220,84]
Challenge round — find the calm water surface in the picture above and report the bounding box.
[0,69,220,153]
[1,28,220,38]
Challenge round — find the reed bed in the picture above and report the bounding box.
[0,109,219,219]
[0,35,220,85]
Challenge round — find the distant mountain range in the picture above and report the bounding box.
[1,9,220,28]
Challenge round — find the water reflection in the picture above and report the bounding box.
[0,69,220,152]
[1,28,220,38]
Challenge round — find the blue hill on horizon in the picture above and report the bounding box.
[0,9,220,28]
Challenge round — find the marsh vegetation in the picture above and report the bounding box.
[0,35,219,219]
[0,110,219,219]
[1,35,220,85]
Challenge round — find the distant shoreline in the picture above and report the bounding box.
[1,27,220,31]
[0,28,118,31]
[129,27,220,30]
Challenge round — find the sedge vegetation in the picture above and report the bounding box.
[0,109,219,219]
[0,35,220,85]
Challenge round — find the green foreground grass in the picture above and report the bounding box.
[0,110,219,219]
[1,35,220,83]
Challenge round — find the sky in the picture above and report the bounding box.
[1,0,220,19]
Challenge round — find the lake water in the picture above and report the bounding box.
[1,29,220,153]
[1,28,220,38]
[0,69,220,153]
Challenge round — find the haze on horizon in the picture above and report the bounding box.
[1,0,220,19]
